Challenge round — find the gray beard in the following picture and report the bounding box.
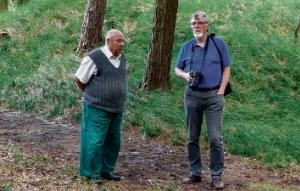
[193,32,204,39]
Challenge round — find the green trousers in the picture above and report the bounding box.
[80,102,123,178]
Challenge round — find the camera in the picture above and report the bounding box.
[189,72,203,89]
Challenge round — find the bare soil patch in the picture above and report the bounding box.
[0,106,299,190]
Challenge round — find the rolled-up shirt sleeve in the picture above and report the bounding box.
[221,41,231,68]
[176,46,186,70]
[75,56,97,84]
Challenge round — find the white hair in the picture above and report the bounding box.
[191,11,209,22]
[105,29,123,45]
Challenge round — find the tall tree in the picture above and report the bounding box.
[17,0,29,5]
[294,17,300,42]
[140,0,179,90]
[0,0,8,11]
[76,0,107,53]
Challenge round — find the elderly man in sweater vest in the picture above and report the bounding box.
[75,29,127,185]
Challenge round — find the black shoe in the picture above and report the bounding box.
[87,177,102,185]
[101,172,122,181]
[183,175,202,184]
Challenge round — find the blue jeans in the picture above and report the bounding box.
[184,87,225,178]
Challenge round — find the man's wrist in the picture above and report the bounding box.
[182,72,188,79]
[217,87,225,94]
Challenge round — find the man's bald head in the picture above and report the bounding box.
[105,29,124,44]
[105,29,125,56]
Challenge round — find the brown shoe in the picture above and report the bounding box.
[183,175,202,184]
[211,178,224,190]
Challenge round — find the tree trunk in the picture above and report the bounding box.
[0,0,8,11]
[17,0,29,5]
[294,17,300,42]
[76,0,107,53]
[141,0,179,90]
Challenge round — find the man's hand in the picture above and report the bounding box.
[75,78,86,92]
[182,72,192,83]
[217,88,225,95]
[175,67,192,83]
[217,67,230,95]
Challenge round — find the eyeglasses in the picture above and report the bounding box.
[191,21,208,26]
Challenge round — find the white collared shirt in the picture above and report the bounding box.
[75,46,122,84]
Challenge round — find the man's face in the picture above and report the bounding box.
[107,32,125,56]
[191,17,208,39]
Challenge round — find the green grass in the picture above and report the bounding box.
[0,0,300,167]
[0,144,106,190]
[250,183,299,191]
[0,185,12,191]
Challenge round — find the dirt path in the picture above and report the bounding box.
[0,106,299,191]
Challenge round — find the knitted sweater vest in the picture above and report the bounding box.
[83,49,127,113]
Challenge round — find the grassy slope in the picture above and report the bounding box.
[0,0,299,167]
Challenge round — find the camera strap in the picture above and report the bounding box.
[209,33,224,80]
[210,33,232,95]
[189,36,210,73]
